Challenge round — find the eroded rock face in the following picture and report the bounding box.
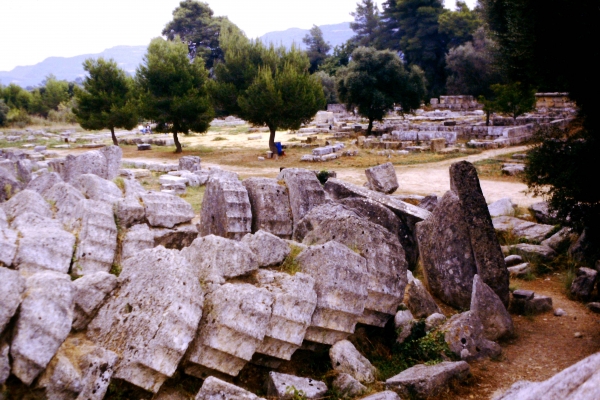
[365,162,399,194]
[11,271,75,385]
[87,247,203,393]
[470,275,513,341]
[361,391,401,400]
[296,241,369,344]
[295,203,407,327]
[114,195,146,228]
[488,197,515,218]
[418,195,439,213]
[494,352,600,400]
[267,372,328,400]
[184,283,273,378]
[330,340,377,383]
[441,311,502,362]
[242,230,290,267]
[395,310,415,343]
[243,178,293,239]
[200,175,252,240]
[385,361,470,399]
[141,191,195,229]
[195,376,264,400]
[0,267,26,333]
[72,272,118,331]
[338,197,402,239]
[0,338,10,385]
[449,161,509,307]
[541,227,573,251]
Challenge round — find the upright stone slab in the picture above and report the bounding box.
[0,267,26,333]
[404,272,442,319]
[141,191,195,228]
[72,200,118,276]
[296,203,407,327]
[365,162,399,194]
[450,161,509,306]
[416,191,477,309]
[184,283,273,378]
[276,168,328,236]
[296,241,369,344]
[199,175,252,240]
[62,151,107,182]
[100,145,122,180]
[243,177,293,239]
[72,272,118,331]
[11,271,75,385]
[254,270,317,361]
[87,247,203,393]
[470,275,513,341]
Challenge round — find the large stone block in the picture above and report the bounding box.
[338,197,402,238]
[276,168,328,236]
[121,224,154,261]
[44,182,86,231]
[184,283,273,378]
[441,311,502,361]
[365,162,399,194]
[141,191,195,228]
[1,189,52,221]
[60,146,122,182]
[492,216,555,242]
[470,275,513,341]
[26,172,63,197]
[72,272,118,331]
[71,174,123,205]
[15,225,76,274]
[267,372,327,399]
[87,247,203,393]
[11,271,75,385]
[330,340,376,383]
[385,361,470,399]
[450,161,509,306]
[296,241,369,344]
[243,177,293,239]
[200,175,252,240]
[296,203,407,327]
[0,267,26,333]
[254,270,317,361]
[114,195,146,228]
[242,230,290,267]
[179,155,201,172]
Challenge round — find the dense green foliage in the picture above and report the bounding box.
[349,0,382,47]
[336,47,425,135]
[313,71,337,104]
[0,100,9,126]
[302,25,331,73]
[489,82,536,121]
[74,58,138,145]
[136,37,214,153]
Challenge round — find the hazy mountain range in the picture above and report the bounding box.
[0,22,353,88]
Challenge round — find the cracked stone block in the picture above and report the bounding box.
[11,271,75,385]
[296,241,369,344]
[195,376,264,400]
[26,172,63,197]
[72,272,118,331]
[114,195,146,228]
[276,168,329,236]
[184,283,273,378]
[199,175,252,240]
[267,372,327,399]
[60,146,121,182]
[44,182,86,231]
[72,200,117,277]
[254,270,317,361]
[1,189,52,221]
[470,275,513,341]
[141,191,195,228]
[441,311,502,361]
[15,224,76,274]
[365,162,399,194]
[87,247,203,393]
[71,174,122,205]
[404,271,442,319]
[385,361,470,399]
[330,340,376,383]
[243,177,293,239]
[295,203,407,327]
[121,224,154,261]
[0,267,26,333]
[152,223,198,250]
[242,230,291,267]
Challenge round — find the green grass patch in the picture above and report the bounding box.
[280,244,304,275]
[179,186,206,214]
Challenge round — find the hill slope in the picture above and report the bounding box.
[259,22,353,50]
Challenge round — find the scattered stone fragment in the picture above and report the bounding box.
[87,247,203,393]
[404,271,442,319]
[72,272,118,331]
[333,373,367,397]
[242,230,291,267]
[395,310,415,343]
[528,201,557,224]
[0,267,26,333]
[425,313,447,332]
[152,223,199,250]
[488,198,515,218]
[243,178,293,239]
[504,254,523,267]
[11,271,75,385]
[507,263,531,278]
[570,267,597,300]
[267,372,328,400]
[365,162,399,194]
[541,227,573,251]
[141,191,195,228]
[184,283,273,378]
[470,275,514,341]
[554,308,566,317]
[512,289,534,300]
[25,172,63,197]
[441,311,502,361]
[195,376,264,400]
[360,391,401,400]
[492,216,555,242]
[507,244,557,262]
[71,174,123,205]
[330,340,377,383]
[509,292,553,315]
[385,361,470,399]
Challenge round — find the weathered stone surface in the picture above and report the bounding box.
[0,166,24,202]
[200,175,252,240]
[100,145,122,180]
[570,267,597,300]
[87,247,203,393]
[15,159,32,184]
[492,216,555,242]
[72,173,123,205]
[195,376,264,400]
[267,372,327,400]
[71,200,117,276]
[493,352,600,400]
[361,391,401,400]
[488,197,515,218]
[541,227,574,251]
[152,223,199,250]
[243,178,293,239]
[15,224,76,274]
[386,361,470,399]
[72,272,118,331]
[26,172,63,197]
[11,271,75,385]
[44,182,86,230]
[333,373,367,397]
[504,254,523,266]
[404,271,442,319]
[450,161,510,306]
[181,235,258,286]
[0,225,18,267]
[338,197,402,239]
[114,195,146,228]
[276,168,328,236]
[330,340,376,383]
[418,195,439,212]
[507,244,557,262]
[184,283,273,378]
[37,335,118,400]
[416,191,477,309]
[141,191,195,228]
[242,230,290,267]
[395,310,415,343]
[365,162,399,194]
[441,311,502,361]
[0,337,9,385]
[425,313,447,332]
[470,275,513,341]
[2,189,52,220]
[58,146,122,182]
[179,155,201,172]
[0,267,26,333]
[121,224,154,261]
[528,201,557,224]
[295,203,407,327]
[296,241,369,344]
[0,208,6,228]
[255,270,317,360]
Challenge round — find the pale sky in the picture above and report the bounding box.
[0,0,475,72]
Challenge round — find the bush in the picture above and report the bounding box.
[7,108,31,127]
[47,101,77,123]
[0,100,8,126]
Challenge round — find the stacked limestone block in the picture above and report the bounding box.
[184,283,274,378]
[296,241,369,344]
[243,178,293,239]
[200,174,252,240]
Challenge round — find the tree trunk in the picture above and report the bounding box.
[173,132,182,153]
[367,118,374,136]
[110,127,118,146]
[268,126,278,155]
[486,110,491,126]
